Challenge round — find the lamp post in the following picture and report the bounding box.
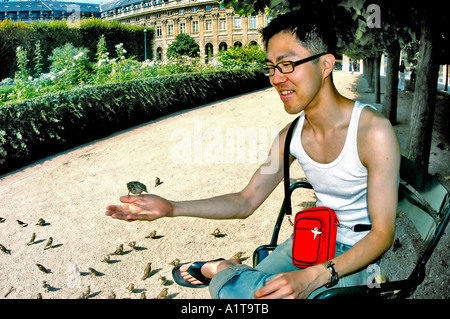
[144,29,147,61]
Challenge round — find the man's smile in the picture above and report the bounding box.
[279,89,295,101]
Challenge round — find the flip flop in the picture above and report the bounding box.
[172,258,225,288]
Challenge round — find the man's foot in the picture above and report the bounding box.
[172,258,241,288]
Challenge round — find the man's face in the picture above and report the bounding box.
[265,32,323,114]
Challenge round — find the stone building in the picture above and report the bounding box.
[0,0,100,23]
[100,0,270,61]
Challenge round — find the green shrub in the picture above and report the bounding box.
[0,69,269,174]
[167,33,200,58]
[0,18,154,79]
[216,44,266,69]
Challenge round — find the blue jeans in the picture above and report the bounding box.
[209,235,375,299]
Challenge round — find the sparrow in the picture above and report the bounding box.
[101,255,111,263]
[42,281,51,292]
[126,181,148,196]
[141,262,152,280]
[112,244,123,255]
[44,237,53,250]
[140,292,147,299]
[127,283,135,293]
[0,243,10,254]
[16,220,28,227]
[169,258,180,266]
[36,263,50,273]
[27,233,36,246]
[108,291,116,299]
[155,177,163,187]
[157,288,168,299]
[0,217,5,223]
[231,251,244,261]
[128,241,136,248]
[78,286,91,299]
[210,228,224,237]
[160,275,168,285]
[145,230,157,239]
[36,218,46,226]
[88,267,99,276]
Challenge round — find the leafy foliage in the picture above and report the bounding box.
[216,44,266,69]
[3,38,268,103]
[0,18,153,80]
[167,33,200,58]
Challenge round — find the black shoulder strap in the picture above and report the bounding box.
[283,116,300,216]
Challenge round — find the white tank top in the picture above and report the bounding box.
[290,101,373,245]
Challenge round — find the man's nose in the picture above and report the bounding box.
[270,67,288,85]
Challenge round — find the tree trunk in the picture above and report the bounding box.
[405,13,439,170]
[382,43,400,124]
[365,57,374,90]
[363,58,368,79]
[374,54,381,104]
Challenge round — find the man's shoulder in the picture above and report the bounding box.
[358,103,391,129]
[357,104,399,166]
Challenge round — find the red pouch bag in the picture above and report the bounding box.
[292,207,340,268]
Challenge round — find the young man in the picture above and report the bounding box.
[105,11,400,299]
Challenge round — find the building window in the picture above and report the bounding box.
[192,20,198,33]
[156,47,163,61]
[167,11,172,17]
[249,16,256,29]
[156,13,161,18]
[180,22,185,33]
[205,43,213,63]
[205,5,212,11]
[219,18,226,30]
[234,17,241,29]
[179,9,184,15]
[205,19,212,31]
[219,42,227,51]
[145,15,150,20]
[192,7,197,13]
[156,25,162,37]
[134,17,140,22]
[167,24,173,35]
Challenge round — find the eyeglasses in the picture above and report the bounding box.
[262,52,327,77]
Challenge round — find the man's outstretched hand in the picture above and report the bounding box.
[105,194,173,221]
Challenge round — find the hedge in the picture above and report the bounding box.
[0,69,270,174]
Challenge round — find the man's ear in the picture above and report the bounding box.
[321,54,335,78]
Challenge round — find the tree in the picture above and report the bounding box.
[405,5,441,168]
[167,33,200,59]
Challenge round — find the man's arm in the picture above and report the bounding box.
[106,124,291,221]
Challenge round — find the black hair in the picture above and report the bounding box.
[261,10,337,57]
